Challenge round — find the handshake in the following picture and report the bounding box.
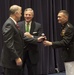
[37,33,53,46]
[37,35,52,46]
[24,32,52,46]
[24,32,46,42]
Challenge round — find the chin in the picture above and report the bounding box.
[58,21,61,23]
[25,19,29,21]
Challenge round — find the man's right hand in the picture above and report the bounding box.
[43,40,52,46]
[24,32,33,38]
[15,58,22,66]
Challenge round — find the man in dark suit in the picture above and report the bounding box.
[1,5,44,75]
[18,8,42,75]
[1,5,23,75]
[43,10,74,75]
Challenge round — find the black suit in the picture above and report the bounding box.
[1,18,24,75]
[18,21,42,75]
[52,22,74,62]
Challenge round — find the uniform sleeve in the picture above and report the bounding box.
[52,26,74,48]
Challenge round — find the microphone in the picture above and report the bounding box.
[41,33,45,36]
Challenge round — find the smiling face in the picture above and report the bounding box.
[24,8,34,22]
[57,13,67,24]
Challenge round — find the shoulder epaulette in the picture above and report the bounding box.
[67,24,70,28]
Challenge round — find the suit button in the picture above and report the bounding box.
[67,48,69,50]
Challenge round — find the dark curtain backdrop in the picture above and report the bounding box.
[0,0,74,74]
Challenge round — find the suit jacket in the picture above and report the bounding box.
[18,21,42,64]
[52,22,74,62]
[1,18,24,69]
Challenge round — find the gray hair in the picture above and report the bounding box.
[9,5,21,14]
[24,8,34,15]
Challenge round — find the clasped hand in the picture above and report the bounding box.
[15,58,22,66]
[24,32,47,42]
[43,40,52,46]
[24,32,33,38]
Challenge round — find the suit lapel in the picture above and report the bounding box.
[9,18,23,38]
[22,21,26,32]
[30,21,35,34]
[9,18,19,32]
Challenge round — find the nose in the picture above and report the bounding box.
[57,17,60,20]
[26,14,30,17]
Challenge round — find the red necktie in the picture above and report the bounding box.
[16,24,20,30]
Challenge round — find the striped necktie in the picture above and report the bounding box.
[16,24,20,30]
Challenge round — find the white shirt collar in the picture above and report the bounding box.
[10,17,17,25]
[25,21,32,25]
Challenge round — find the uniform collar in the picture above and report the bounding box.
[62,21,68,29]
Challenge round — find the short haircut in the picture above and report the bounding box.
[24,8,34,15]
[9,5,21,14]
[58,10,69,17]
